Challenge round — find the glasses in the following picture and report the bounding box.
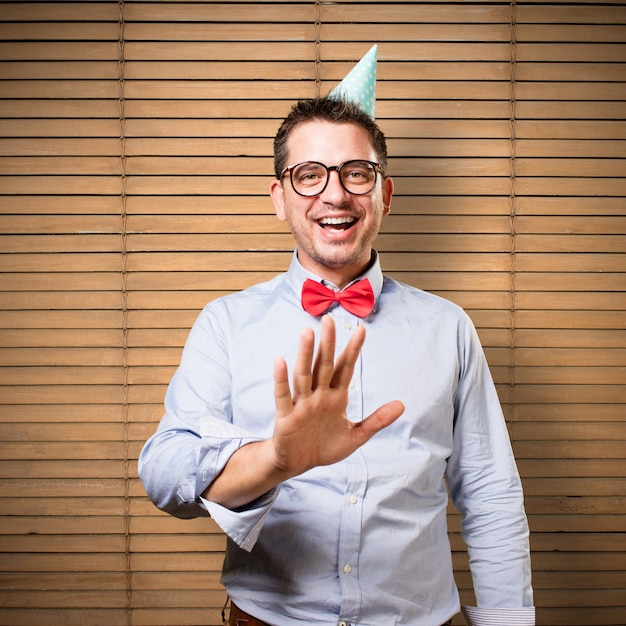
[280,160,381,197]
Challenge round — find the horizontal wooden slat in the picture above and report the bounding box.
[517,62,626,82]
[0,385,119,410]
[517,158,625,177]
[514,311,626,329]
[0,137,120,157]
[0,176,122,195]
[122,3,509,23]
[0,196,120,214]
[122,22,509,43]
[0,439,126,459]
[516,101,626,119]
[0,42,119,61]
[0,329,124,348]
[131,552,226,572]
[517,119,626,138]
[511,423,625,443]
[517,43,626,63]
[0,293,123,310]
[518,5,626,23]
[0,460,124,479]
[0,405,124,422]
[517,82,626,101]
[516,140,626,158]
[513,384,626,404]
[0,273,122,290]
[0,366,124,384]
[0,554,128,578]
[0,571,129,591]
[0,308,123,326]
[513,347,626,366]
[0,61,119,79]
[517,24,626,42]
[518,458,626,477]
[513,403,626,422]
[0,4,119,21]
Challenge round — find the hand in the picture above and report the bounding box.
[204,315,404,510]
[271,315,405,477]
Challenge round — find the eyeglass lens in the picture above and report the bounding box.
[289,160,377,196]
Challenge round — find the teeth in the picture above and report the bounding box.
[319,216,355,225]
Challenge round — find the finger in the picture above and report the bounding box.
[291,327,315,398]
[350,400,405,445]
[312,315,336,389]
[331,324,366,389]
[273,356,293,416]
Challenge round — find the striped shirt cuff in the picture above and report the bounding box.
[461,606,535,626]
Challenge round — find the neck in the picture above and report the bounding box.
[298,250,375,289]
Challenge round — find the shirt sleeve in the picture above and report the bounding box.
[461,605,535,625]
[137,303,278,550]
[446,314,534,610]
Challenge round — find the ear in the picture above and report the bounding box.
[381,176,394,216]
[269,179,287,221]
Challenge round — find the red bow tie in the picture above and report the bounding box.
[301,278,375,318]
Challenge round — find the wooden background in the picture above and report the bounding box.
[0,1,624,624]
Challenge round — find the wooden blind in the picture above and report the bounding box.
[0,1,624,625]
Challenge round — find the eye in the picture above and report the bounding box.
[346,168,367,180]
[301,171,321,182]
[343,162,374,183]
[294,164,325,186]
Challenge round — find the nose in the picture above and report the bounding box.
[318,168,348,203]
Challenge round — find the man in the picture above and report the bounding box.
[139,50,534,626]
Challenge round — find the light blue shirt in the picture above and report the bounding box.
[139,251,534,626]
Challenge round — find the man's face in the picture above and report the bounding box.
[269,121,393,285]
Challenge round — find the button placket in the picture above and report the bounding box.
[334,310,365,622]
[337,449,366,622]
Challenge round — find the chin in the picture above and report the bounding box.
[314,249,366,271]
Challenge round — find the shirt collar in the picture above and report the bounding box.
[286,248,384,313]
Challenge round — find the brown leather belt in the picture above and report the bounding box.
[228,603,270,626]
[228,602,452,626]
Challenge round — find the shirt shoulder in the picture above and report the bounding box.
[203,272,292,315]
[191,271,305,343]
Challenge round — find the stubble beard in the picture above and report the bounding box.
[288,196,385,273]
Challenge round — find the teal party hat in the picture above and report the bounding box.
[328,44,378,119]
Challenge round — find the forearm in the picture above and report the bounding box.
[456,474,533,607]
[139,408,269,518]
[203,438,294,510]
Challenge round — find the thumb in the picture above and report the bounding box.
[353,400,405,444]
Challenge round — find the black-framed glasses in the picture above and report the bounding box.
[280,160,381,197]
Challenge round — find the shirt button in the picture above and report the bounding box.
[343,563,351,574]
[344,321,352,331]
[349,495,357,505]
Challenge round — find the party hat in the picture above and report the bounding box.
[328,44,378,119]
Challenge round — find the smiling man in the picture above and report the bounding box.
[270,113,392,285]
[139,49,534,626]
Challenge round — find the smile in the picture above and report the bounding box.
[318,216,356,231]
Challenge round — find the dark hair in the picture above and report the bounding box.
[273,97,388,178]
